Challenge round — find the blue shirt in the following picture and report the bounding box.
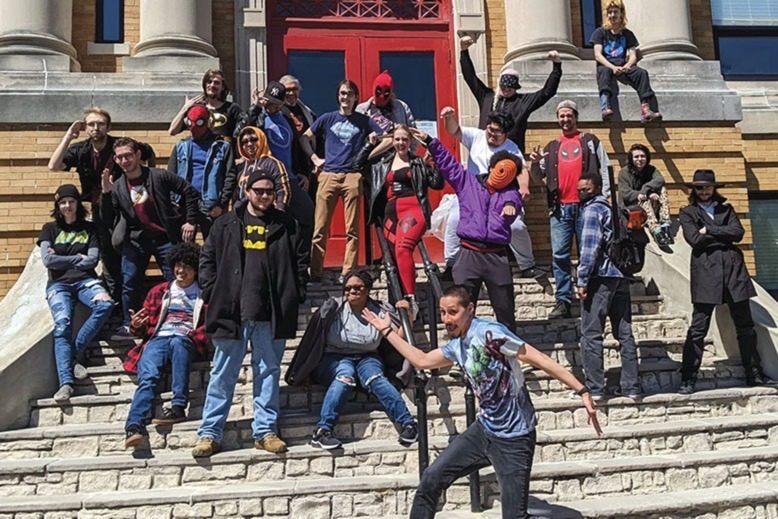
[441,319,536,438]
[310,111,382,173]
[577,195,624,287]
[264,112,296,180]
[190,140,209,194]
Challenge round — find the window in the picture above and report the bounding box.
[96,0,124,44]
[712,0,778,79]
[580,0,602,48]
[749,197,778,299]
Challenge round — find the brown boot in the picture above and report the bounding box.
[255,433,287,454]
[640,102,662,123]
[191,437,220,457]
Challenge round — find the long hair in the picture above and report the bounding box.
[687,187,726,205]
[51,198,88,226]
[602,0,628,30]
[627,143,651,174]
[202,69,229,101]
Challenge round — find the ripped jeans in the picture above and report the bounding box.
[314,352,414,431]
[46,278,114,386]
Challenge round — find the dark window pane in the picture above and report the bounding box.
[97,0,123,43]
[379,52,436,121]
[581,0,602,47]
[718,34,778,78]
[750,199,778,298]
[288,51,345,116]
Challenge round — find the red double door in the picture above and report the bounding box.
[268,20,458,266]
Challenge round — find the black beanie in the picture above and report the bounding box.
[54,184,81,202]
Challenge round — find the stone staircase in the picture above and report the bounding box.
[1,271,777,519]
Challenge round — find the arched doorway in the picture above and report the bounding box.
[267,0,458,265]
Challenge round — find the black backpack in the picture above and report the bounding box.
[598,166,649,276]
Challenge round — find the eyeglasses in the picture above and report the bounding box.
[115,153,135,162]
[249,187,275,197]
[343,285,366,293]
[339,90,355,97]
[285,87,299,93]
[241,137,259,145]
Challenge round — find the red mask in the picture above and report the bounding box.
[185,105,211,139]
[373,70,393,108]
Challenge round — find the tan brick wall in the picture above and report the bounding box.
[484,0,507,84]
[743,134,778,192]
[570,0,584,48]
[212,1,237,91]
[690,0,716,61]
[71,0,140,73]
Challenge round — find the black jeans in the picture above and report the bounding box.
[287,179,314,264]
[596,64,656,106]
[681,300,763,381]
[452,247,516,331]
[93,202,122,301]
[579,277,639,395]
[411,422,536,519]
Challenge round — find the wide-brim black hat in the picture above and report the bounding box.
[685,169,725,188]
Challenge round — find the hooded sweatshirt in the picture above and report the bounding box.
[236,126,291,211]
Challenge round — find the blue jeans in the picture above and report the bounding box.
[411,422,536,519]
[198,321,285,442]
[46,279,114,386]
[121,237,174,325]
[125,335,194,431]
[549,203,584,305]
[314,352,414,431]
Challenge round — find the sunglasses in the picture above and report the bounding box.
[343,284,366,293]
[249,187,275,197]
[285,87,299,93]
[241,136,259,145]
[693,185,712,191]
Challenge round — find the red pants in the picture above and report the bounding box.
[383,196,426,295]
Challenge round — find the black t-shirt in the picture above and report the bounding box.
[240,211,272,321]
[210,101,243,140]
[37,221,99,284]
[589,27,639,67]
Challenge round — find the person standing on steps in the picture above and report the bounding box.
[529,100,610,320]
[361,284,602,519]
[591,0,663,122]
[192,170,308,457]
[576,174,640,401]
[678,169,768,395]
[39,184,114,402]
[47,107,156,304]
[459,34,562,153]
[168,69,244,142]
[123,242,209,449]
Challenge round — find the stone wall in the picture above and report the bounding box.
[71,0,141,73]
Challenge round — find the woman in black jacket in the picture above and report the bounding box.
[355,125,443,301]
[678,169,766,394]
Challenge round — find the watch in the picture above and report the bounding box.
[575,385,591,396]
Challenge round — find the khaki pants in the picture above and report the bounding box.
[310,172,362,277]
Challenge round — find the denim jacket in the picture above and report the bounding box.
[170,137,234,211]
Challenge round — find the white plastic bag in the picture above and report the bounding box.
[427,193,458,242]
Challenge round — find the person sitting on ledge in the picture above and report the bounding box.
[123,241,209,449]
[286,269,417,450]
[591,0,662,123]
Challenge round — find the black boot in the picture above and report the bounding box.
[678,376,696,395]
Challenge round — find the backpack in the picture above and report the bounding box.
[602,166,649,276]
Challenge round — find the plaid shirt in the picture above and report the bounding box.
[122,281,210,374]
[577,195,624,287]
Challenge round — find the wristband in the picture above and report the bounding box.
[379,326,392,338]
[575,385,591,396]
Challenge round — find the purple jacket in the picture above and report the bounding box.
[428,139,521,246]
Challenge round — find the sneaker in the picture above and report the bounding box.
[590,392,606,402]
[448,364,464,379]
[191,437,220,457]
[519,267,539,279]
[73,362,88,381]
[311,428,342,450]
[53,384,74,402]
[110,325,135,341]
[678,379,696,395]
[618,388,642,399]
[124,427,147,449]
[652,228,671,247]
[255,433,287,454]
[746,372,766,387]
[151,405,187,425]
[548,301,571,319]
[399,423,418,445]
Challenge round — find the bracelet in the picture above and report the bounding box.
[379,326,392,338]
[575,385,591,396]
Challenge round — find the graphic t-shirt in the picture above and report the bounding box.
[557,132,584,204]
[589,27,639,67]
[210,101,243,140]
[326,300,384,355]
[264,112,296,179]
[37,221,99,284]
[157,282,200,337]
[441,318,536,438]
[460,127,523,176]
[126,173,167,237]
[240,211,271,321]
[310,111,382,173]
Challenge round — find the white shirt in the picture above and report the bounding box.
[460,126,524,176]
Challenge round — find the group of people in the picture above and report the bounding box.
[36,1,770,516]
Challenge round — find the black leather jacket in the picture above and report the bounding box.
[354,142,444,226]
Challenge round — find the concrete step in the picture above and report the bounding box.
[74,335,708,399]
[7,391,778,460]
[28,355,750,428]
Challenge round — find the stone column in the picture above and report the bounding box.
[627,0,701,60]
[234,0,268,109]
[0,0,79,71]
[503,0,580,61]
[125,0,219,72]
